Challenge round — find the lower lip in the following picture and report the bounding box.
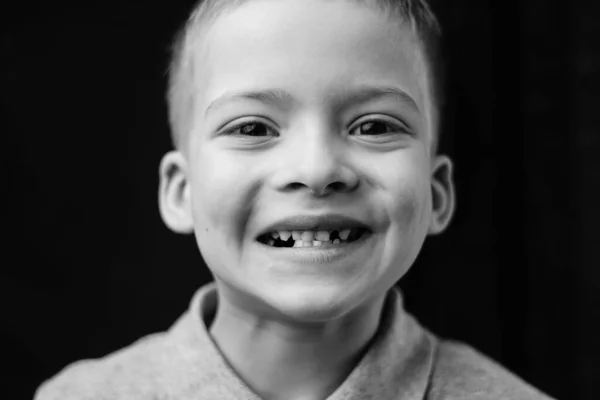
[254,231,374,266]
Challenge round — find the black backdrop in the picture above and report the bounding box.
[3,0,598,399]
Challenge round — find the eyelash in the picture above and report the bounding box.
[221,120,275,137]
[220,118,411,137]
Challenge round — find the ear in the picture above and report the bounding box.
[428,154,456,235]
[158,150,194,234]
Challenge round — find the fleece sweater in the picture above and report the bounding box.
[34,282,556,400]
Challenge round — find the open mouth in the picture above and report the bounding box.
[257,227,371,248]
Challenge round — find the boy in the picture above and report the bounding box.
[35,0,556,399]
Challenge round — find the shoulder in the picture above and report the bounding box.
[427,340,556,400]
[33,331,170,400]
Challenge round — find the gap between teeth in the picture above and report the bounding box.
[270,229,352,242]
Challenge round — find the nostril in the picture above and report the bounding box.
[310,182,346,197]
[285,181,353,197]
[328,182,348,192]
[285,182,305,191]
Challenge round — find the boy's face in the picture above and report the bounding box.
[160,0,454,321]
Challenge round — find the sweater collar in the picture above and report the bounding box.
[166,282,437,400]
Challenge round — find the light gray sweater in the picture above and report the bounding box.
[34,282,556,399]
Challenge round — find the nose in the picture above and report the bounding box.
[273,123,359,197]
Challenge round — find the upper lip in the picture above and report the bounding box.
[257,213,372,237]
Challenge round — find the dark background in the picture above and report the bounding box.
[2,0,598,399]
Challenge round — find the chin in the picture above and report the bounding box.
[255,281,371,323]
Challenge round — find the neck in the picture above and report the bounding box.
[208,287,388,400]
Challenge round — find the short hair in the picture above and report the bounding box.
[166,0,444,153]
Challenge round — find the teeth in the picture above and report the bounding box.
[339,229,351,240]
[288,239,347,248]
[267,239,275,246]
[315,230,330,241]
[275,229,349,239]
[278,231,292,241]
[266,228,364,246]
[301,231,315,241]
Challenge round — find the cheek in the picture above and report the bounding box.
[189,150,258,246]
[384,164,431,233]
[391,184,423,231]
[382,171,432,272]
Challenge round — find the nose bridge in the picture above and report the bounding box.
[297,119,339,170]
[282,118,357,195]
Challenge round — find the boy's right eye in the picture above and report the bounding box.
[221,121,277,137]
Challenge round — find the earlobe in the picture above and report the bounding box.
[428,155,456,235]
[158,151,194,234]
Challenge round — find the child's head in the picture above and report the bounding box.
[159,0,455,322]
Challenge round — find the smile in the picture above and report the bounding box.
[256,227,371,248]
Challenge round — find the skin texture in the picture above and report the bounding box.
[158,0,455,398]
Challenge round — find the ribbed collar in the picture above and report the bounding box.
[163,282,437,400]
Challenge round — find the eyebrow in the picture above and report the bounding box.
[204,85,420,117]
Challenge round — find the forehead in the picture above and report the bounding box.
[190,0,432,133]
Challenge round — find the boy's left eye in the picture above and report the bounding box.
[349,119,410,136]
